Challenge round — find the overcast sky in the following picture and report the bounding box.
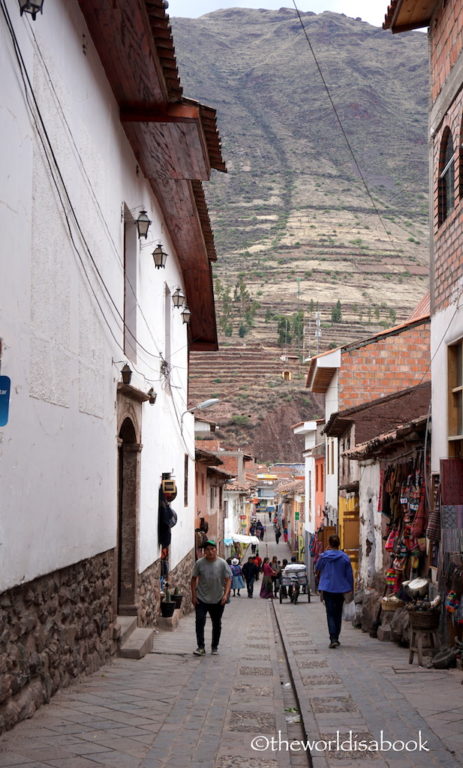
[168,1,389,28]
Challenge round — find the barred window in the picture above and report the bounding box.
[439,129,455,225]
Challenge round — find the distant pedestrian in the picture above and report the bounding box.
[271,556,281,596]
[251,543,257,554]
[268,510,272,521]
[191,540,232,656]
[280,558,289,598]
[275,525,281,545]
[254,551,262,580]
[231,558,245,597]
[260,558,274,599]
[242,556,259,598]
[315,534,353,649]
[283,527,288,543]
[260,525,265,542]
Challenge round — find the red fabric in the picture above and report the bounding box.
[440,459,463,505]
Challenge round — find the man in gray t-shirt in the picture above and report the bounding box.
[191,540,231,656]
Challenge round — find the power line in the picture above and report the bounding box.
[1,3,172,371]
[290,1,419,263]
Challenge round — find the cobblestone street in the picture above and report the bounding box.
[1,540,462,768]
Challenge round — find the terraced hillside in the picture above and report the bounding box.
[190,344,322,462]
[172,8,431,458]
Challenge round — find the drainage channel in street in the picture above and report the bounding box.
[271,605,315,768]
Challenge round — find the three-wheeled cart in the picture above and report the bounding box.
[279,566,311,603]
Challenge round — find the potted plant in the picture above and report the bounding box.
[160,581,176,618]
[172,586,183,610]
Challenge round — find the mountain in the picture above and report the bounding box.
[171,9,430,461]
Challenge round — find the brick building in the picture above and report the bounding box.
[385,0,463,635]
[305,315,430,572]
[306,315,430,513]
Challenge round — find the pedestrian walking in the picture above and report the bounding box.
[260,557,274,599]
[231,558,245,596]
[283,527,288,543]
[315,534,354,649]
[268,509,272,521]
[254,550,262,580]
[271,556,281,596]
[191,540,232,656]
[242,556,259,597]
[275,525,281,545]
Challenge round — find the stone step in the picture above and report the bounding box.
[119,627,155,659]
[116,615,138,645]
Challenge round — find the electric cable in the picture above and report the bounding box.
[1,2,170,369]
[25,20,181,372]
[291,1,422,263]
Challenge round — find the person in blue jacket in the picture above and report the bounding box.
[315,534,354,648]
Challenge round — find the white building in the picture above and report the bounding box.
[0,0,225,730]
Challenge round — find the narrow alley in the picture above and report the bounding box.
[1,537,461,768]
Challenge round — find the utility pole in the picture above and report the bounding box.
[315,310,321,355]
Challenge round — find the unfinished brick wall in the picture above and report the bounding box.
[338,320,430,409]
[431,0,463,311]
[430,0,463,103]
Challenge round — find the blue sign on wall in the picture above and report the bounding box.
[0,376,11,427]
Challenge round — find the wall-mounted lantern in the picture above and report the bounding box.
[18,0,44,19]
[147,388,157,405]
[172,287,185,308]
[121,364,132,385]
[136,210,151,239]
[152,243,168,269]
[181,305,191,325]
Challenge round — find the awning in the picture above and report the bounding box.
[226,533,260,545]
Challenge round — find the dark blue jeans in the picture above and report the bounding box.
[245,577,255,597]
[323,591,345,641]
[195,600,225,649]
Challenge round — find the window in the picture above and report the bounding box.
[123,208,137,361]
[448,340,463,456]
[439,129,455,225]
[184,454,189,506]
[210,486,217,509]
[163,284,172,391]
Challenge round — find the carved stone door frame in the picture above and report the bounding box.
[116,388,145,616]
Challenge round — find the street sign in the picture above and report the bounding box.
[0,376,11,426]
[295,511,300,521]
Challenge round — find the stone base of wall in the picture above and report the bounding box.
[0,550,116,734]
[138,548,195,627]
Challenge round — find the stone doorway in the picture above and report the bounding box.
[117,415,141,615]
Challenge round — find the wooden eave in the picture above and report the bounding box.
[323,417,353,438]
[383,0,439,32]
[308,366,337,393]
[77,0,226,351]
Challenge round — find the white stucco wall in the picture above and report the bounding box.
[0,1,194,590]
[358,462,381,587]
[324,374,339,513]
[431,301,463,474]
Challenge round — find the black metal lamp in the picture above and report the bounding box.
[121,364,132,385]
[136,210,151,239]
[172,287,185,308]
[18,0,44,19]
[147,388,157,405]
[181,305,191,325]
[152,243,168,269]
